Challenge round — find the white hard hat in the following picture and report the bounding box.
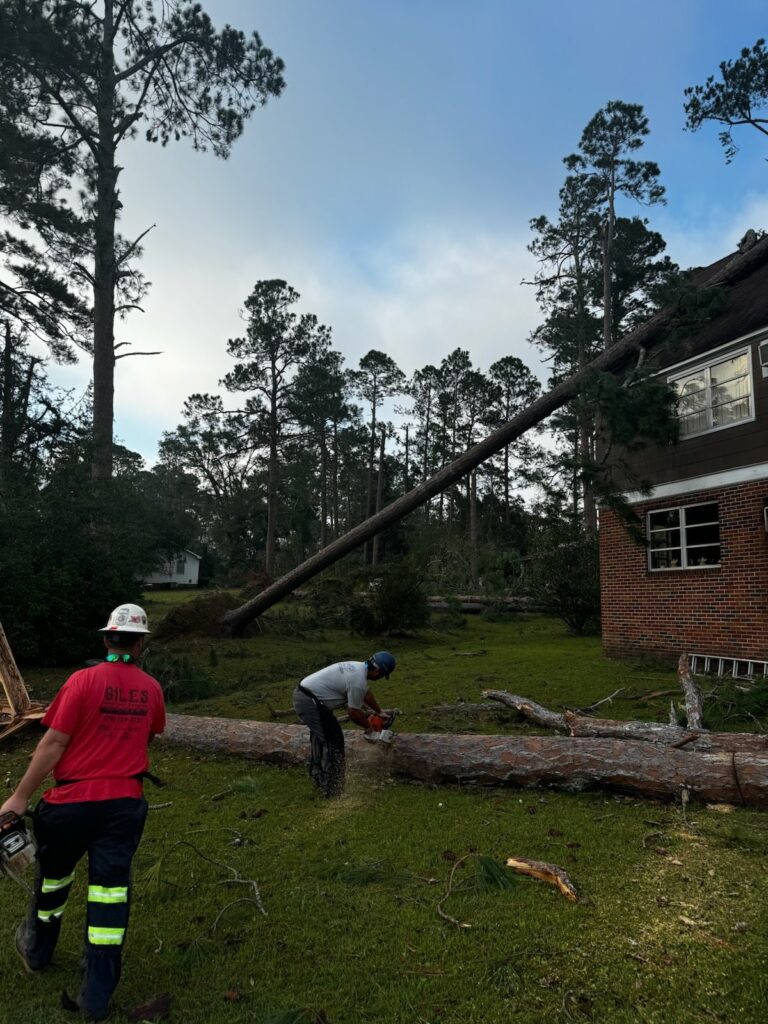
[98,603,151,634]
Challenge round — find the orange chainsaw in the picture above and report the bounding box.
[364,709,398,745]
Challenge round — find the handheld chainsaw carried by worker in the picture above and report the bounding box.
[364,709,398,746]
[0,811,37,893]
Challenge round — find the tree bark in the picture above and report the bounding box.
[319,432,328,549]
[363,386,378,563]
[331,419,339,540]
[1,323,13,475]
[219,235,768,634]
[469,469,478,588]
[158,714,768,810]
[265,370,278,577]
[678,653,704,729]
[564,712,768,754]
[403,423,410,495]
[483,691,567,730]
[92,0,118,481]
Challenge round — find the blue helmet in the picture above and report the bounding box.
[369,651,396,678]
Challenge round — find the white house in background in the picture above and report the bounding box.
[143,550,201,588]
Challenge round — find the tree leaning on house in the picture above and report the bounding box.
[0,0,285,480]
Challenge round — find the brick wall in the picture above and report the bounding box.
[600,480,768,661]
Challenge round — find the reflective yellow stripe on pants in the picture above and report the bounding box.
[41,873,75,893]
[88,885,128,904]
[87,926,126,946]
[37,901,68,922]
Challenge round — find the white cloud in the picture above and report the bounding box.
[45,190,768,465]
[661,191,768,270]
[45,226,543,462]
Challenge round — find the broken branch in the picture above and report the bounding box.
[505,857,578,902]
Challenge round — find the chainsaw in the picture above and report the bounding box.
[364,709,398,746]
[0,811,37,893]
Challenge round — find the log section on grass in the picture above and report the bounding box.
[159,714,768,810]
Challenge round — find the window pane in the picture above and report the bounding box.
[676,376,709,419]
[650,549,682,569]
[650,528,681,549]
[711,374,750,406]
[710,353,748,385]
[675,370,707,397]
[712,396,750,427]
[649,509,680,530]
[672,351,752,437]
[679,411,709,436]
[684,503,718,526]
[685,523,719,546]
[686,545,720,566]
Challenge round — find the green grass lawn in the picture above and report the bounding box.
[3,603,767,1023]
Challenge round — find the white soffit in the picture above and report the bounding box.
[624,462,768,504]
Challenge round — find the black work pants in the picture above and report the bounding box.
[292,687,346,797]
[26,796,148,1019]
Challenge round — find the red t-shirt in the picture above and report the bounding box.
[42,661,166,804]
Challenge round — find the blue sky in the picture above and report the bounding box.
[47,0,768,459]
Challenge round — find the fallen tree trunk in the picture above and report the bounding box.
[159,714,768,810]
[482,690,567,730]
[563,712,768,754]
[482,690,768,754]
[220,237,768,634]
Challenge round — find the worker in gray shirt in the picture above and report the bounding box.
[293,652,396,797]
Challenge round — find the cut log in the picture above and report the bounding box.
[505,857,578,901]
[482,690,567,730]
[220,237,768,634]
[678,653,704,730]
[564,712,768,754]
[158,714,768,810]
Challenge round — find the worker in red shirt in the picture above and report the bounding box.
[0,603,165,1023]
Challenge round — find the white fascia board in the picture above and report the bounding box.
[660,323,768,377]
[624,461,768,504]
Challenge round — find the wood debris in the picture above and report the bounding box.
[505,856,578,902]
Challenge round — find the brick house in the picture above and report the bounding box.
[599,239,768,670]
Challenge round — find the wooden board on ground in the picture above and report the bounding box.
[0,704,47,743]
[0,622,47,743]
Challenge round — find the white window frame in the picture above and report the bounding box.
[647,500,721,572]
[668,344,754,439]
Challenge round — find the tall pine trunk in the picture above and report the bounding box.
[469,469,478,588]
[1,323,13,474]
[331,420,339,540]
[363,392,377,562]
[319,432,328,549]
[92,1,118,481]
[371,425,386,566]
[265,373,278,577]
[602,173,616,351]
